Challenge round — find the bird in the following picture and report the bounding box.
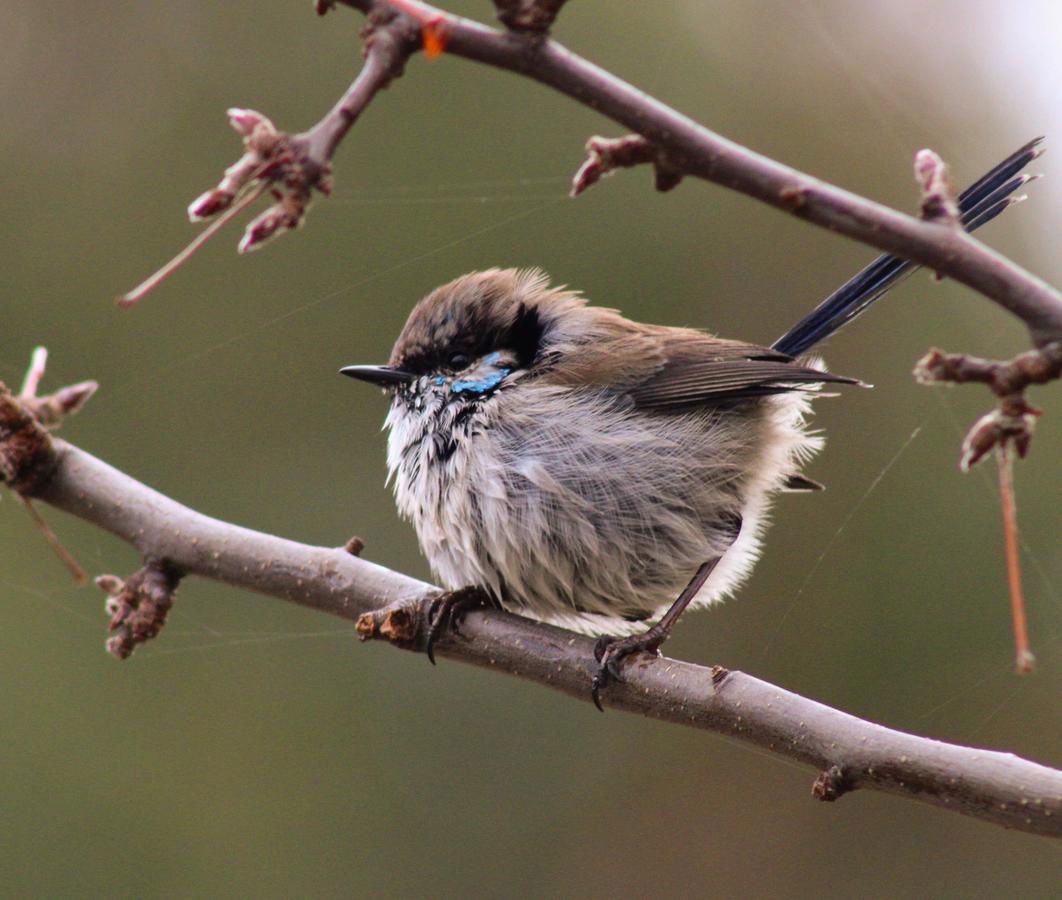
[341,139,1041,709]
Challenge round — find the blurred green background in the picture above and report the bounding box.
[2,1,1061,896]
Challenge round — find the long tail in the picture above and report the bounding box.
[772,137,1044,357]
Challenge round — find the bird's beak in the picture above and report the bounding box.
[339,365,414,387]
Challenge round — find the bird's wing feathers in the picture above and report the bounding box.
[625,335,858,409]
[542,313,859,408]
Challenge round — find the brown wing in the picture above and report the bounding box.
[627,335,859,409]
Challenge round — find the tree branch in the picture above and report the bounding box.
[321,0,1062,347]
[2,378,1059,838]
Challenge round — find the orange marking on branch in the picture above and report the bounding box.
[422,20,449,59]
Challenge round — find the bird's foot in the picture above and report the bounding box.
[425,585,490,664]
[590,627,667,711]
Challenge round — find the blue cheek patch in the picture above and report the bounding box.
[452,368,510,395]
[437,352,511,395]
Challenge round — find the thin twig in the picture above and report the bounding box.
[19,346,48,398]
[16,494,88,585]
[997,446,1035,673]
[118,181,268,307]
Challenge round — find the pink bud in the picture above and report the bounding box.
[53,380,99,416]
[188,188,235,222]
[959,411,1000,472]
[238,207,284,254]
[227,107,274,138]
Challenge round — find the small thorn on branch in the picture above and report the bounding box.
[97,561,181,659]
[570,134,684,198]
[494,0,570,33]
[812,765,852,802]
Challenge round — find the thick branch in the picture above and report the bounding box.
[334,0,1062,345]
[4,407,1059,837]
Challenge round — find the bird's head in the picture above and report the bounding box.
[341,268,591,408]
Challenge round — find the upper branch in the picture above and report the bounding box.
[2,377,1059,838]
[299,8,418,165]
[336,0,1062,345]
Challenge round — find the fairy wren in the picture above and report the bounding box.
[341,139,1039,706]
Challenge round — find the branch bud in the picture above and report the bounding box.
[914,148,960,227]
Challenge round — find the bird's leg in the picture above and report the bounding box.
[425,585,492,664]
[590,557,721,710]
[591,513,742,709]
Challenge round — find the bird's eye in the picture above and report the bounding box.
[448,352,471,369]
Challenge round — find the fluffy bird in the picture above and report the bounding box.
[342,139,1040,707]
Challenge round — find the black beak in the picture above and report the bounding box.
[339,365,414,388]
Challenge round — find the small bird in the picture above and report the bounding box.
[342,140,1040,708]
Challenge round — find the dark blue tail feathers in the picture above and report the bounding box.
[772,138,1044,358]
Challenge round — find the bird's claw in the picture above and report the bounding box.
[425,586,488,664]
[590,633,662,711]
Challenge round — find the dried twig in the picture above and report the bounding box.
[913,343,1062,469]
[913,342,1062,668]
[570,134,683,197]
[996,446,1035,673]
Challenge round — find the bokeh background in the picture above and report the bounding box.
[3,1,1061,896]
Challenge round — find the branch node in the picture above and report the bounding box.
[102,561,182,660]
[710,664,730,687]
[12,347,99,432]
[570,134,684,198]
[494,0,569,33]
[779,184,808,212]
[812,765,852,802]
[343,535,366,556]
[0,383,55,495]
